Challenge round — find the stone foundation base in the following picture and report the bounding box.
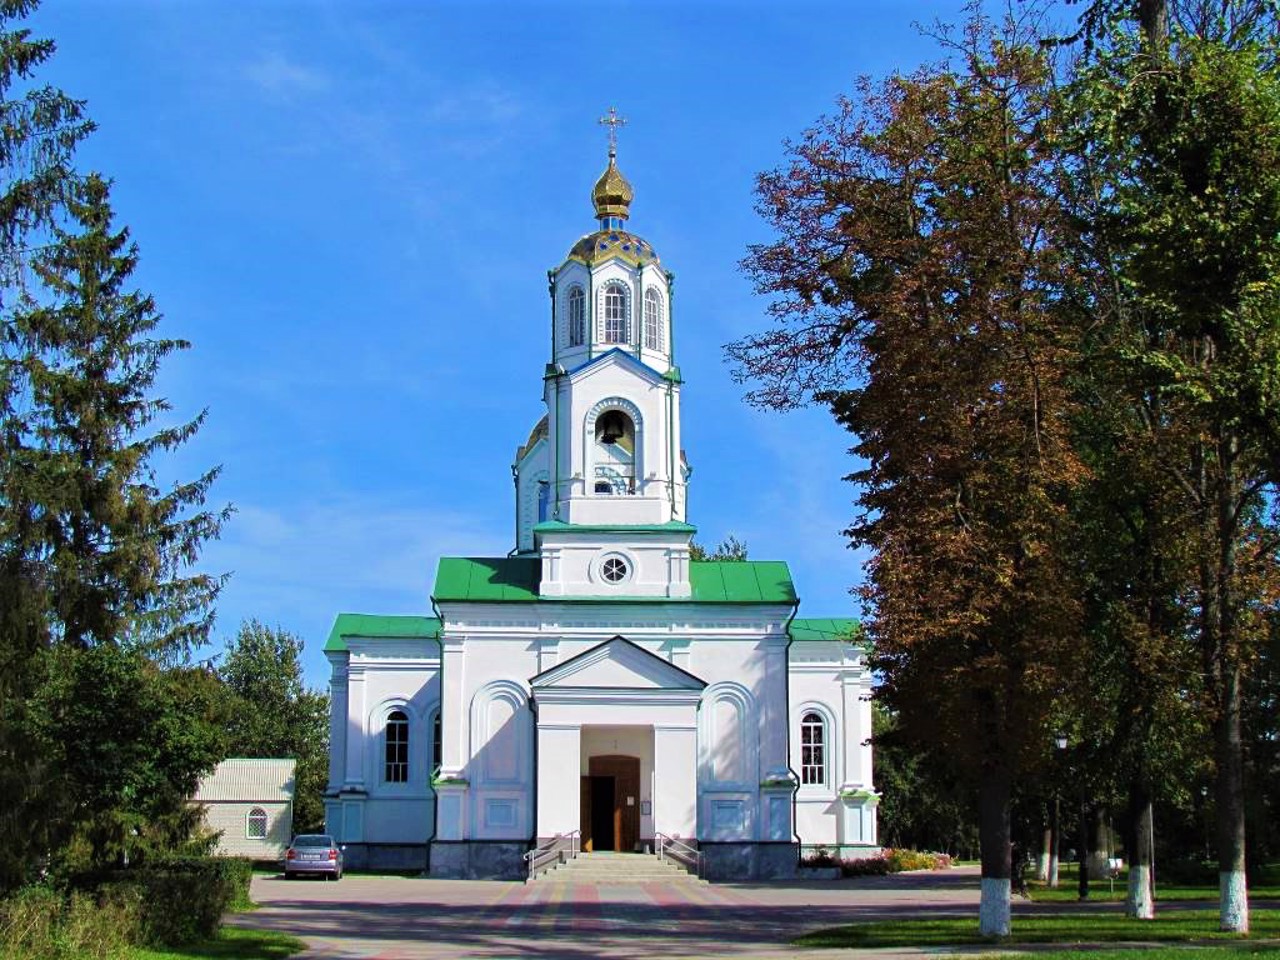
[340,843,429,872]
[429,840,527,880]
[700,842,799,882]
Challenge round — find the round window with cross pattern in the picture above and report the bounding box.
[600,555,630,584]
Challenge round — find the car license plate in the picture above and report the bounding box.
[302,853,323,861]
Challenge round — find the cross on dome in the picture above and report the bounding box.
[598,106,627,158]
[592,106,633,226]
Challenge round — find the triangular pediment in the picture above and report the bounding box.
[566,348,665,386]
[530,636,705,691]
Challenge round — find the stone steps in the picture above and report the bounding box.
[536,852,703,884]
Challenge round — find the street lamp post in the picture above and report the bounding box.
[1055,733,1088,901]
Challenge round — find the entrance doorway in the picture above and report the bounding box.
[580,755,640,852]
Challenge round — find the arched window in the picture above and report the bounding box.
[644,288,664,351]
[800,712,826,785]
[536,481,549,522]
[247,807,268,840]
[385,710,409,783]
[603,284,628,343]
[568,286,585,346]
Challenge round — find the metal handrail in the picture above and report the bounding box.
[523,830,580,881]
[655,832,702,879]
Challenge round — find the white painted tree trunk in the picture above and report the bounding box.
[979,877,1011,937]
[1127,864,1154,919]
[1036,827,1050,881]
[1220,871,1249,933]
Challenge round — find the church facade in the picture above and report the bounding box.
[322,132,877,881]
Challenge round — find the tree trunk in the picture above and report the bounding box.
[979,770,1012,937]
[1037,825,1051,881]
[1209,437,1248,934]
[1127,790,1155,919]
[1048,799,1060,888]
[1138,0,1169,45]
[1078,800,1091,901]
[1217,659,1249,932]
[1088,806,1112,880]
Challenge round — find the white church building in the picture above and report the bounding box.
[323,128,877,881]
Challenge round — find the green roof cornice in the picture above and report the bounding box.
[325,614,442,653]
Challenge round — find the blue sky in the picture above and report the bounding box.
[30,0,1068,690]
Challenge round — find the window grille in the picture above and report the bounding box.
[247,807,268,840]
[801,712,826,785]
[385,710,409,783]
[603,285,627,343]
[644,288,664,350]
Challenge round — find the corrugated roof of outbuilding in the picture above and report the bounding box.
[194,758,297,803]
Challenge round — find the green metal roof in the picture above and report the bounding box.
[689,561,796,603]
[533,520,697,535]
[432,557,797,604]
[324,613,442,653]
[434,557,541,602]
[788,618,862,643]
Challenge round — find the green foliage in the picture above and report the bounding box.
[113,858,250,947]
[217,622,329,834]
[0,4,227,892]
[872,704,979,857]
[0,883,141,960]
[28,647,226,878]
[688,534,748,561]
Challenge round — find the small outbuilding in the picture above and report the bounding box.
[194,758,296,859]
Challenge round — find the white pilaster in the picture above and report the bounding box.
[439,635,467,777]
[536,723,581,837]
[760,634,791,780]
[326,653,348,792]
[841,663,871,788]
[343,663,366,789]
[653,724,697,838]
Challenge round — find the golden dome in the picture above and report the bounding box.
[592,151,633,221]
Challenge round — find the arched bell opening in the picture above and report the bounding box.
[592,408,636,495]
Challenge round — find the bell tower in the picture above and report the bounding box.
[512,110,693,598]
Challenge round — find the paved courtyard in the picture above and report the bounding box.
[233,865,985,959]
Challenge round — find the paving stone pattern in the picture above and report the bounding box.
[235,866,984,959]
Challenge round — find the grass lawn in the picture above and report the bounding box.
[795,909,1280,948]
[980,950,1280,959]
[1026,864,1280,903]
[128,928,305,959]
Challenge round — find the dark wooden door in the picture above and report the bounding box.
[588,755,640,852]
[580,776,593,852]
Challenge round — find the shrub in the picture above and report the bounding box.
[840,855,891,877]
[0,885,138,960]
[113,856,251,946]
[801,847,840,868]
[883,848,950,872]
[0,886,61,960]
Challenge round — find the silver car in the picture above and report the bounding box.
[284,834,343,880]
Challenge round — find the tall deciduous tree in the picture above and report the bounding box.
[731,17,1085,935]
[219,621,330,834]
[1066,25,1280,931]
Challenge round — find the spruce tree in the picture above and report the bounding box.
[0,0,228,884]
[0,0,94,889]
